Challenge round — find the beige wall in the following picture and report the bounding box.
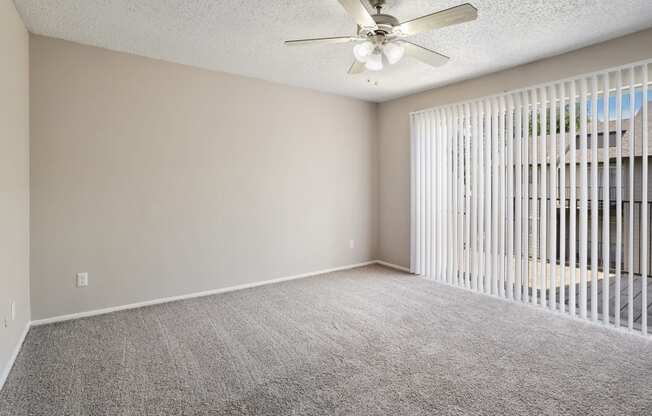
[30,36,378,320]
[0,0,30,382]
[377,29,652,268]
[21,26,652,320]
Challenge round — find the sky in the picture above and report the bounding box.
[591,89,652,121]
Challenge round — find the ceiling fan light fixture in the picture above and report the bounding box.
[383,42,405,65]
[284,1,476,75]
[364,51,383,71]
[353,41,374,62]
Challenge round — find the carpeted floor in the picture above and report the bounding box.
[1,265,652,415]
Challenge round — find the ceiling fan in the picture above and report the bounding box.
[284,0,478,74]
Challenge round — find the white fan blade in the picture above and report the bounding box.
[348,61,366,75]
[337,0,377,29]
[285,36,358,46]
[398,3,477,36]
[401,41,450,67]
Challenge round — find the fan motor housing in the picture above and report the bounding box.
[358,13,399,38]
[372,13,399,28]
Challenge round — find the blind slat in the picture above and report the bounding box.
[458,105,465,287]
[580,78,589,320]
[464,104,472,288]
[615,70,622,328]
[532,89,540,305]
[641,65,649,335]
[452,107,459,283]
[602,74,610,324]
[484,100,492,293]
[515,94,523,302]
[550,85,558,310]
[507,95,515,299]
[540,86,548,308]
[559,83,567,313]
[410,114,416,273]
[522,91,530,302]
[569,80,578,318]
[590,75,599,322]
[472,103,480,291]
[628,69,635,330]
[499,97,506,297]
[478,104,485,292]
[492,99,499,295]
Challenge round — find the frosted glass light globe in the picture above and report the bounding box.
[353,41,374,62]
[364,52,383,71]
[383,42,405,65]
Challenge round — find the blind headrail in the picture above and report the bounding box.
[411,58,652,116]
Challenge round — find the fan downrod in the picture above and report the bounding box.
[360,1,398,36]
[368,0,386,14]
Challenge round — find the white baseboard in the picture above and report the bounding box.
[375,260,411,273]
[1,259,411,391]
[0,322,30,392]
[31,260,377,326]
[4,258,411,390]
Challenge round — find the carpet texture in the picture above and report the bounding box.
[1,265,652,415]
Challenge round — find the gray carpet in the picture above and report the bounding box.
[1,265,652,416]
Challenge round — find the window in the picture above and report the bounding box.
[410,60,651,335]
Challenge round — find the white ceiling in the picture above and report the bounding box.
[14,0,652,102]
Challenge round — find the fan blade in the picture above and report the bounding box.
[285,36,357,46]
[337,0,377,28]
[397,3,477,36]
[348,61,366,75]
[401,41,450,67]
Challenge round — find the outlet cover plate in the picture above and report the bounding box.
[76,272,89,287]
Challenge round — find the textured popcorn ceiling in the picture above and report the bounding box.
[14,0,652,102]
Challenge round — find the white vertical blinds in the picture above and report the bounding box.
[410,60,652,336]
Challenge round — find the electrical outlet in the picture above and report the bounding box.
[349,239,355,249]
[76,272,89,288]
[11,301,16,321]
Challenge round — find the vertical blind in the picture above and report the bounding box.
[411,60,651,336]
